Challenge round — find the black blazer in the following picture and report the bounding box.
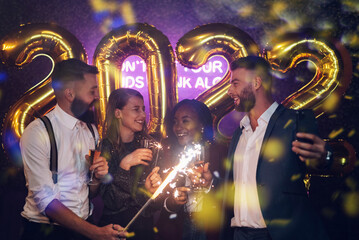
[221,104,329,240]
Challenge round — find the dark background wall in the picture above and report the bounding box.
[1,0,359,239]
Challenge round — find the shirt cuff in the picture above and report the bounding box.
[32,184,60,214]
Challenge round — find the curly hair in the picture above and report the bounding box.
[166,99,214,146]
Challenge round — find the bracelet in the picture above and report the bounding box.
[163,197,176,214]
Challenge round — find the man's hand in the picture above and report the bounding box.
[86,153,108,196]
[145,166,162,194]
[292,132,327,163]
[90,154,109,180]
[91,224,128,240]
[45,199,128,240]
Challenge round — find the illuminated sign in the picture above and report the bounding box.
[121,55,229,118]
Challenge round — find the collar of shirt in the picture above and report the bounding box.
[53,104,80,130]
[240,102,279,130]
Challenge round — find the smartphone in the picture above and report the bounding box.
[296,110,314,144]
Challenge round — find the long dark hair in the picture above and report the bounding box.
[166,99,214,147]
[103,88,148,150]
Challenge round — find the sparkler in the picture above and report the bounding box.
[123,144,202,232]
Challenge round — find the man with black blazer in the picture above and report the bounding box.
[198,56,331,240]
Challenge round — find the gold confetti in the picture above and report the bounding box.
[343,192,359,217]
[322,93,340,112]
[291,173,301,182]
[348,129,356,137]
[284,119,293,129]
[237,5,254,18]
[328,128,344,139]
[262,138,284,161]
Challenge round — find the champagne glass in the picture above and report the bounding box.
[87,141,101,185]
[189,145,205,192]
[138,137,162,184]
[137,138,154,185]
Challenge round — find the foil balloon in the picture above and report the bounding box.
[176,23,259,134]
[93,23,177,138]
[265,32,352,113]
[0,22,87,162]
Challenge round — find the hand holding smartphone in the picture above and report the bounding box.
[296,110,314,145]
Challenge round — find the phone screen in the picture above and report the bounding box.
[296,111,314,144]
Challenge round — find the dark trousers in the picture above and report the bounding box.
[20,218,90,240]
[99,212,155,240]
[233,227,272,240]
[182,213,206,240]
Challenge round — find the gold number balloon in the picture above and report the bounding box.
[265,32,352,112]
[93,23,177,137]
[176,23,259,131]
[1,23,355,176]
[0,23,87,162]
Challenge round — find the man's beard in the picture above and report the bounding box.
[71,97,96,123]
[235,85,256,112]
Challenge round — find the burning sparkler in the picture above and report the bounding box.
[123,144,202,231]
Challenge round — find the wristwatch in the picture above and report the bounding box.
[326,150,333,162]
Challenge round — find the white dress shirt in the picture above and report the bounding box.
[20,104,99,224]
[231,102,278,228]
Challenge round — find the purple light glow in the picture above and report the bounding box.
[121,55,234,135]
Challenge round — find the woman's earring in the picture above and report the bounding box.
[201,127,204,133]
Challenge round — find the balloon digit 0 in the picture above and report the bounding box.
[93,23,177,137]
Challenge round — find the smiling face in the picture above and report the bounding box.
[227,68,256,112]
[173,105,203,146]
[117,96,146,137]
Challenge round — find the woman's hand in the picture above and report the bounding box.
[188,162,213,189]
[120,148,153,170]
[170,187,190,205]
[145,167,162,194]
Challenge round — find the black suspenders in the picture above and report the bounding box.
[39,116,96,184]
[39,116,59,184]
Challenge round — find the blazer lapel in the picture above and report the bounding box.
[259,104,286,158]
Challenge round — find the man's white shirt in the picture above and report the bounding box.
[231,102,279,228]
[20,104,99,223]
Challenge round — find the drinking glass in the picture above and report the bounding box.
[137,137,162,184]
[87,142,101,185]
[189,145,205,192]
